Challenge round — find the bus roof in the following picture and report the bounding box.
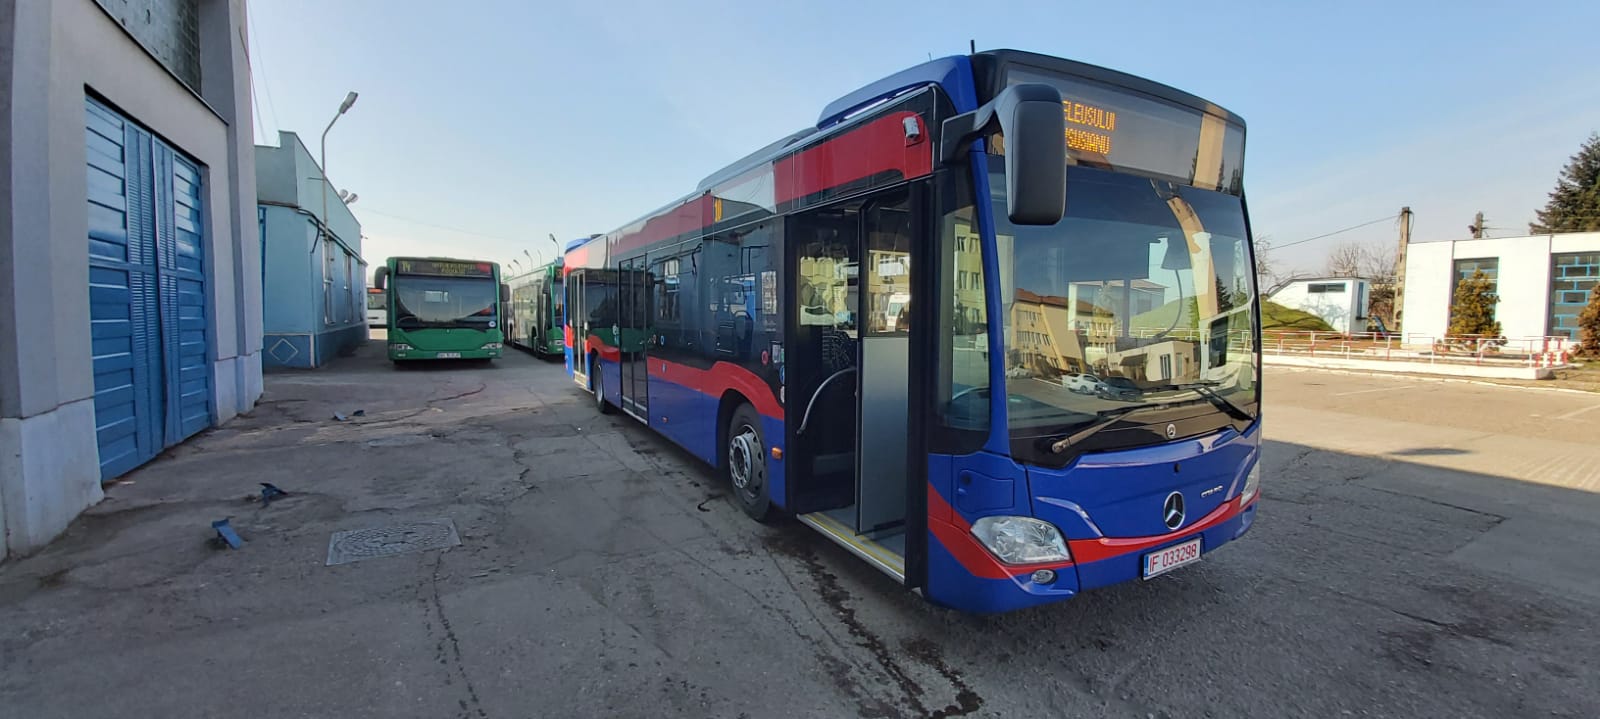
[572,50,1245,263]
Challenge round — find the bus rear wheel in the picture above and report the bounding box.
[592,355,612,415]
[725,403,771,521]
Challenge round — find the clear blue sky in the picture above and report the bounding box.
[248,0,1600,277]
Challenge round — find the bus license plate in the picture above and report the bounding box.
[436,352,460,359]
[1143,538,1202,579]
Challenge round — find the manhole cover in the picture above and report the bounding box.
[325,518,461,566]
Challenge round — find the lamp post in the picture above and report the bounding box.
[548,233,560,256]
[320,91,359,245]
[523,249,535,268]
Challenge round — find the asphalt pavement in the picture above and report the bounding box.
[1,346,1596,718]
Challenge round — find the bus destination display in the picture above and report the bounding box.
[1063,98,1115,155]
[396,259,494,278]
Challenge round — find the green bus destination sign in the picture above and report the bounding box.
[396,259,494,278]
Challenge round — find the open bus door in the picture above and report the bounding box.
[785,189,921,583]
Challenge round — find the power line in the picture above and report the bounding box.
[359,207,529,245]
[245,3,280,136]
[1272,215,1396,250]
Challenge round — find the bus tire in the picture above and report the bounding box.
[725,403,771,522]
[592,355,612,415]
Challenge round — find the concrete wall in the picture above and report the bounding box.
[0,0,259,557]
[1402,233,1600,344]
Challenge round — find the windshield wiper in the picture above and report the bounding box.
[1157,381,1255,422]
[1048,403,1164,454]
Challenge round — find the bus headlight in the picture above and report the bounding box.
[971,516,1071,564]
[389,343,413,351]
[1239,463,1260,506]
[481,342,502,350]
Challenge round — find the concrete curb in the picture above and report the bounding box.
[1266,365,1600,396]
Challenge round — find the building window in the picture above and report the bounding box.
[1451,258,1499,321]
[1549,252,1599,339]
[1307,282,1346,293]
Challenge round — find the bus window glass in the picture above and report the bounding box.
[936,170,987,435]
[394,276,498,329]
[989,158,1258,443]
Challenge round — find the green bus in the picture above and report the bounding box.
[373,257,509,361]
[506,259,565,357]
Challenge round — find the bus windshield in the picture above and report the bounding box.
[393,275,498,329]
[991,159,1259,440]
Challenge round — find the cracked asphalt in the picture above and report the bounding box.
[2,344,1597,718]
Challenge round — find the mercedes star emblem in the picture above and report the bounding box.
[1165,423,1178,439]
[1163,491,1186,530]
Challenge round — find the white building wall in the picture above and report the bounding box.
[1402,233,1600,345]
[1401,242,1456,342]
[1268,279,1365,334]
[0,0,258,558]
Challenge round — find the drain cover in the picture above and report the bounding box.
[325,518,461,566]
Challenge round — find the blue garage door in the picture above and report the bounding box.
[86,98,213,480]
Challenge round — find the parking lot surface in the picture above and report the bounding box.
[1,346,1596,718]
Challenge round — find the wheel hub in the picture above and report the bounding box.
[729,428,761,492]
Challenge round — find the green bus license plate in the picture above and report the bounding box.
[436,352,460,359]
[1142,537,1202,579]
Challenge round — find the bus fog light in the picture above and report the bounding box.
[1030,569,1057,584]
[1239,463,1260,506]
[389,343,413,351]
[971,516,1071,564]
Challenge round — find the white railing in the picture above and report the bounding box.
[1262,331,1573,367]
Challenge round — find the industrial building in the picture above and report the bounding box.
[0,0,260,557]
[1401,232,1600,343]
[257,130,367,368]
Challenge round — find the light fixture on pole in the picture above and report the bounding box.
[319,90,359,247]
[523,249,535,267]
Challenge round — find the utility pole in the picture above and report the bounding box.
[1393,206,1412,331]
[1469,211,1485,239]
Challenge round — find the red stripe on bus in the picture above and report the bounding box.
[584,334,621,363]
[1065,499,1240,565]
[648,357,783,421]
[927,484,1073,581]
[607,112,932,257]
[773,111,931,204]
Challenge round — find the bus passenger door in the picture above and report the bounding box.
[570,271,589,384]
[619,257,651,420]
[856,195,915,533]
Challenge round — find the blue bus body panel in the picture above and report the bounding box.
[818,55,979,127]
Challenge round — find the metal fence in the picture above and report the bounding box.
[1262,331,1573,367]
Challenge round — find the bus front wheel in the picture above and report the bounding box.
[725,403,771,522]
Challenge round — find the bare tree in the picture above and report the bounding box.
[1325,241,1367,278]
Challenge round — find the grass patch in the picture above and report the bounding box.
[1262,301,1333,332]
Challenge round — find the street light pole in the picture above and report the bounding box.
[523,249,535,268]
[319,91,359,247]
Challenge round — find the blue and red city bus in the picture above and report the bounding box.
[564,49,1262,613]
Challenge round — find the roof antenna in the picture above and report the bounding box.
[969,39,976,54]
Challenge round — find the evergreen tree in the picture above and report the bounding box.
[1447,269,1502,341]
[1577,283,1600,356]
[1531,133,1600,233]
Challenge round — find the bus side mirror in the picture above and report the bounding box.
[501,283,511,303]
[374,266,389,291]
[939,83,1067,226]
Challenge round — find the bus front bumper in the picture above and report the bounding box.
[926,496,1257,614]
[389,346,502,361]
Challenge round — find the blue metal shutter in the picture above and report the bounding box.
[155,145,213,442]
[86,98,165,479]
[86,98,214,479]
